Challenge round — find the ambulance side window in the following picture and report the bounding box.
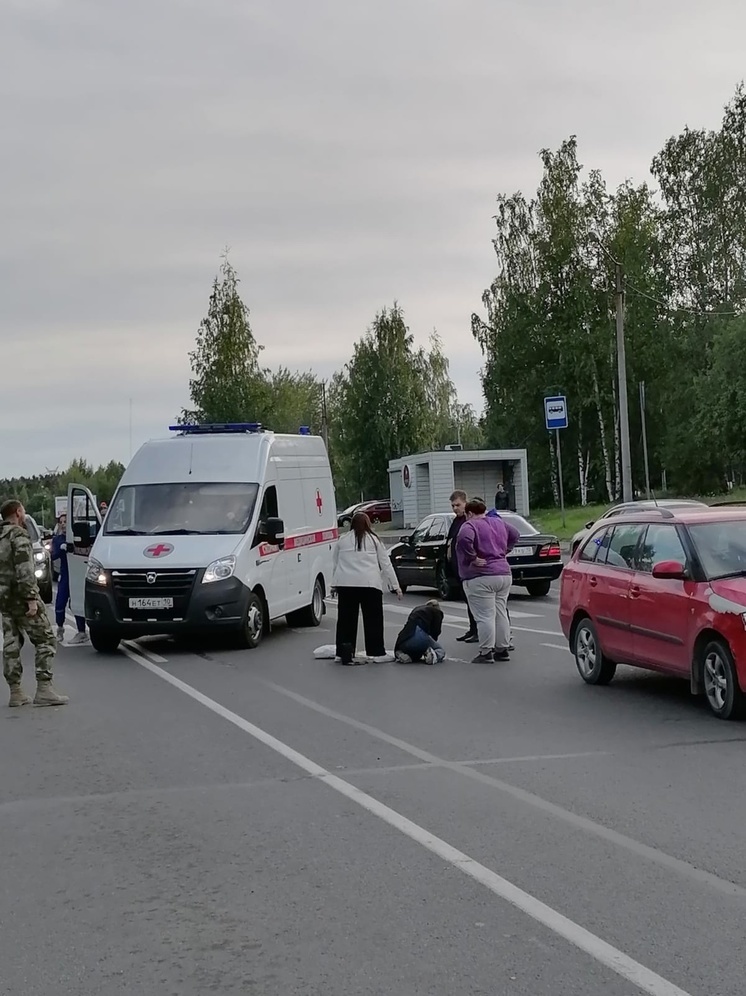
[253,486,278,547]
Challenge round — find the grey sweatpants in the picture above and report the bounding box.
[463,574,512,654]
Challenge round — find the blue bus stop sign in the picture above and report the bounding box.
[544,395,568,431]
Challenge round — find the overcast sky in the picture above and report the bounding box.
[2,0,744,477]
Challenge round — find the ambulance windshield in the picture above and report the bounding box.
[104,482,260,536]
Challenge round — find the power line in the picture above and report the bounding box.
[624,280,740,318]
[592,233,741,317]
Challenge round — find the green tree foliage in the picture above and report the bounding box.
[262,368,323,434]
[181,254,267,424]
[0,459,126,529]
[328,304,468,503]
[475,83,746,506]
[181,255,326,435]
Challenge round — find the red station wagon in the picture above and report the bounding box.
[560,507,746,720]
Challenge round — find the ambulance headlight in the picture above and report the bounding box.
[86,559,108,586]
[34,550,46,563]
[203,556,236,584]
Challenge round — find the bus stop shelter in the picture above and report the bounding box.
[388,448,529,530]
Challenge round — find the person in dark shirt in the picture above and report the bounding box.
[494,483,511,511]
[394,600,445,664]
[446,490,478,642]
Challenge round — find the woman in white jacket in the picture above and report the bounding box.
[332,511,402,664]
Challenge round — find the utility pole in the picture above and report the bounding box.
[320,381,329,450]
[615,263,633,502]
[555,429,565,528]
[639,381,651,500]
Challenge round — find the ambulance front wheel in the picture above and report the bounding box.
[241,592,266,649]
[89,626,121,654]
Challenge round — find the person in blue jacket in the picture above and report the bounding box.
[51,515,88,645]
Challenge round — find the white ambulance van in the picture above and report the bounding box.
[65,423,338,654]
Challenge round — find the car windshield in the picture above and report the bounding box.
[25,518,40,543]
[688,520,746,579]
[499,513,537,536]
[104,482,260,536]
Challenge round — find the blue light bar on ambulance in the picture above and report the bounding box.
[299,426,311,435]
[168,423,264,434]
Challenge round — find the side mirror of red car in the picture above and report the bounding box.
[652,560,687,580]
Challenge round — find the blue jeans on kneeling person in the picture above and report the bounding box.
[396,625,445,663]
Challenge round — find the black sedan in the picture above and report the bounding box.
[389,512,563,599]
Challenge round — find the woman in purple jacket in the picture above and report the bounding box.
[456,498,519,662]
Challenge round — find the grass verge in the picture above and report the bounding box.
[533,487,746,542]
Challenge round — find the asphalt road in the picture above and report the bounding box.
[2,582,746,995]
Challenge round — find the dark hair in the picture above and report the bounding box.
[449,490,467,502]
[351,510,377,550]
[465,498,487,516]
[0,499,23,520]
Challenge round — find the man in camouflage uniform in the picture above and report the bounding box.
[0,499,68,707]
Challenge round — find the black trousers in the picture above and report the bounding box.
[335,587,386,657]
[466,602,477,634]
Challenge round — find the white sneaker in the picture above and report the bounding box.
[55,626,65,643]
[395,652,412,663]
[424,647,438,665]
[370,653,396,663]
[69,632,89,646]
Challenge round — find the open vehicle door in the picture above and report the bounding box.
[65,484,102,618]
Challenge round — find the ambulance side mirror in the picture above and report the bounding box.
[262,517,285,549]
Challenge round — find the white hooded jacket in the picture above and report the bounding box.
[331,531,400,592]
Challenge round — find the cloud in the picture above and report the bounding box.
[2,0,745,475]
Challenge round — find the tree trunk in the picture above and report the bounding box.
[577,440,590,506]
[592,366,614,503]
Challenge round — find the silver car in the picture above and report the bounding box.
[24,515,54,604]
[569,499,708,555]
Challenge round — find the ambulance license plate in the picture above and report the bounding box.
[129,597,173,610]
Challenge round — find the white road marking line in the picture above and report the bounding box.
[123,640,168,665]
[542,642,571,652]
[461,751,608,766]
[377,602,543,621]
[121,645,692,996]
[326,603,563,638]
[257,679,746,903]
[63,610,168,663]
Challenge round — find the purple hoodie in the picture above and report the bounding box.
[455,515,520,580]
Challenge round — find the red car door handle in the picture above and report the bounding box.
[629,585,640,597]
[588,577,597,587]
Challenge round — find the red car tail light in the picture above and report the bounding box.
[539,543,562,558]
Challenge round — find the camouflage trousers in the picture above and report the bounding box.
[1,608,56,686]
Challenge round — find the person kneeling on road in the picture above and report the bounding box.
[0,499,68,707]
[394,599,446,665]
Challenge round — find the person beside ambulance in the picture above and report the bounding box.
[51,513,88,644]
[331,511,401,665]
